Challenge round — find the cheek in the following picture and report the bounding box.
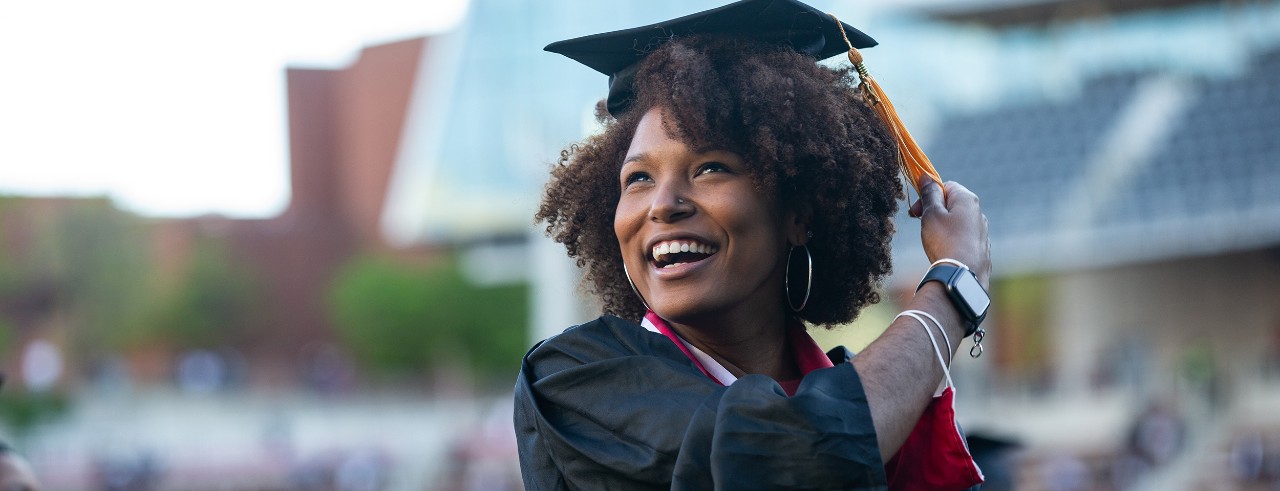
[613,198,642,247]
[712,188,779,235]
[713,190,788,262]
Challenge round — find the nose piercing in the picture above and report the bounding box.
[677,198,686,204]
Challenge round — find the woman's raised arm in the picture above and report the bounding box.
[853,178,990,461]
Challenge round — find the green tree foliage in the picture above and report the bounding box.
[0,198,154,355]
[134,238,260,349]
[53,201,155,353]
[329,254,528,381]
[0,392,68,433]
[0,197,259,360]
[0,318,11,364]
[0,198,137,430]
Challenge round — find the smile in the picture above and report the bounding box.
[651,239,718,269]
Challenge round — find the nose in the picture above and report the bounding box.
[649,181,694,223]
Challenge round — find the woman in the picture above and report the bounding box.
[516,1,991,489]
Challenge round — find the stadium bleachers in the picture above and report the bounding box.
[912,47,1280,268]
[1099,49,1280,230]
[923,73,1142,237]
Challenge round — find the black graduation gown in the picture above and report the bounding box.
[514,315,888,490]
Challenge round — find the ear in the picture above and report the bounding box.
[784,203,812,247]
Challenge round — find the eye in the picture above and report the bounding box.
[623,171,652,186]
[696,162,730,176]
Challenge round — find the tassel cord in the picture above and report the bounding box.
[829,13,944,197]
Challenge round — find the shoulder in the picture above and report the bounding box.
[522,315,686,380]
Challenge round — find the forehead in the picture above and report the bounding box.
[625,108,676,155]
[624,107,726,160]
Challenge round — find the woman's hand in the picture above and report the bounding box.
[909,178,990,287]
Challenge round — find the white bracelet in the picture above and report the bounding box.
[894,311,955,389]
[917,258,969,289]
[930,257,969,270]
[902,309,951,368]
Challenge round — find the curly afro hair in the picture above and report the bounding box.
[535,34,902,327]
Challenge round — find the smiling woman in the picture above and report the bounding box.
[615,111,800,338]
[518,0,991,489]
[538,35,902,328]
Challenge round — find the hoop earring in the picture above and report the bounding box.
[623,263,651,311]
[786,245,813,312]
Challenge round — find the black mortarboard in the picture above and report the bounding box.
[545,0,877,116]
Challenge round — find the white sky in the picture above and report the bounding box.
[0,0,468,218]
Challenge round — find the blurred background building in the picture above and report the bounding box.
[1,0,1279,489]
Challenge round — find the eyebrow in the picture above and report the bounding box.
[621,152,648,166]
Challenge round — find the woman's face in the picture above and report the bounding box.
[614,107,802,324]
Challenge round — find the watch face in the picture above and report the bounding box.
[952,271,990,317]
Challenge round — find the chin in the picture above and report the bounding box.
[648,294,725,324]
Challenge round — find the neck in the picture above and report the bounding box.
[666,305,800,382]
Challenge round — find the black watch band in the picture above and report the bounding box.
[915,263,990,337]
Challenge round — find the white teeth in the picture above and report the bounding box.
[650,240,719,263]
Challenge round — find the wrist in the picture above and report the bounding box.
[910,283,969,347]
[916,261,990,337]
[928,257,989,287]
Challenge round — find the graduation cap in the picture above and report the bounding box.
[545,0,945,194]
[545,0,876,117]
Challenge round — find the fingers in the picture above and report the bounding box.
[916,179,990,281]
[918,177,944,217]
[943,181,978,208]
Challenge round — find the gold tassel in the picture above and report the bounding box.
[831,15,943,196]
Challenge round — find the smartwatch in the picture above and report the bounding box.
[916,263,990,337]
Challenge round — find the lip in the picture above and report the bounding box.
[643,232,720,280]
[649,255,714,280]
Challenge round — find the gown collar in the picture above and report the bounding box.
[640,310,834,391]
